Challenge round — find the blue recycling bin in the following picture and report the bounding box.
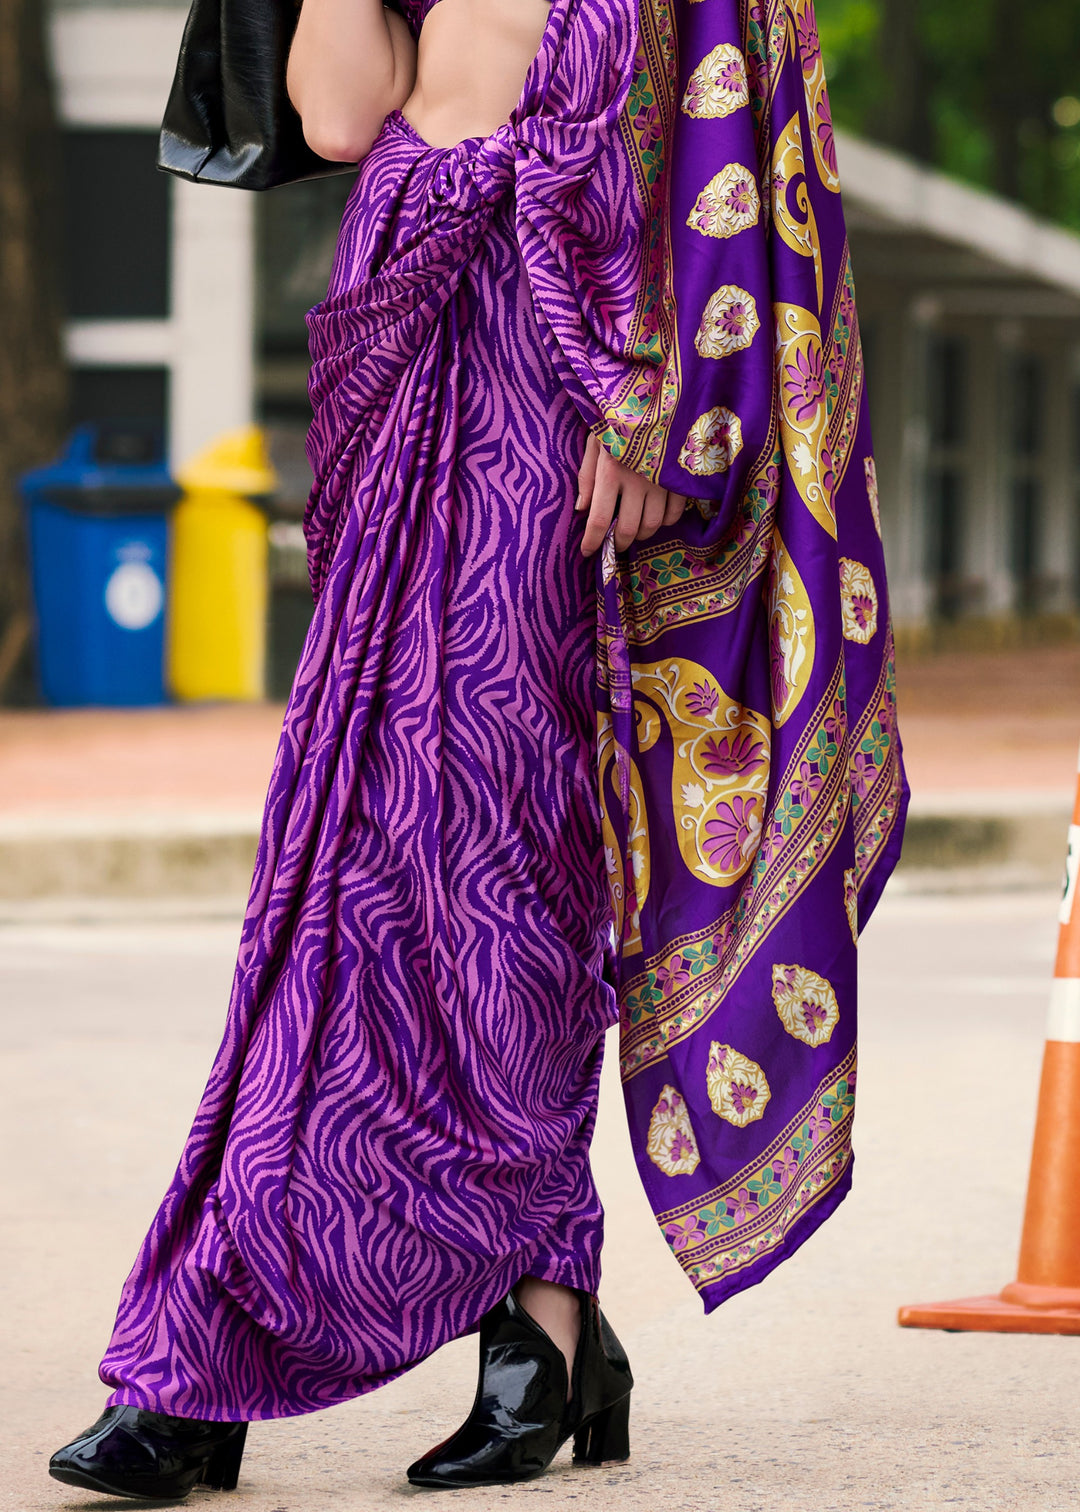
[21,424,180,706]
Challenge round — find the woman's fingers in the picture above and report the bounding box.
[580,435,618,554]
[575,430,691,556]
[575,431,599,512]
[613,486,644,551]
[637,485,668,540]
[597,448,643,551]
[663,491,688,526]
[581,490,617,556]
[588,445,644,553]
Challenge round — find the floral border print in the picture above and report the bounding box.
[659,1047,856,1291]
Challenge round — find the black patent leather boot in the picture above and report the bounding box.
[49,1404,248,1500]
[406,1287,632,1489]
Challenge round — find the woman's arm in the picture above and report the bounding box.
[286,0,417,163]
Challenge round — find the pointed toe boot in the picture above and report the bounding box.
[406,1287,632,1489]
[49,1404,248,1500]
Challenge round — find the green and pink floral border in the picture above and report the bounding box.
[659,1046,856,1289]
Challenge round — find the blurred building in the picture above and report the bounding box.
[841,131,1080,647]
[48,6,1080,643]
[51,2,251,472]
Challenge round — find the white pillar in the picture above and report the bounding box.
[1040,341,1074,615]
[964,319,1011,617]
[169,179,256,470]
[882,297,933,632]
[50,5,256,472]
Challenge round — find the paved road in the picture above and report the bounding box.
[3,891,1077,1511]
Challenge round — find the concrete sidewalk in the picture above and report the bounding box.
[3,891,1078,1510]
[1,644,1077,901]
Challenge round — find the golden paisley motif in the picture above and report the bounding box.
[771,112,823,313]
[631,659,770,888]
[767,530,815,726]
[789,0,840,194]
[839,557,879,643]
[843,867,859,944]
[771,963,840,1047]
[694,286,759,360]
[597,711,650,956]
[774,301,835,538]
[678,406,744,476]
[864,456,882,537]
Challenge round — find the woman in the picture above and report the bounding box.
[50,0,907,1496]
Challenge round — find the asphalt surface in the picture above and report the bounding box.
[3,890,1078,1511]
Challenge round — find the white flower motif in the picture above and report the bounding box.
[791,441,814,476]
[694,285,760,360]
[839,557,879,644]
[864,456,881,537]
[646,1085,701,1176]
[706,1042,771,1127]
[771,964,840,1047]
[687,164,760,240]
[682,43,749,119]
[678,406,744,476]
[681,782,706,809]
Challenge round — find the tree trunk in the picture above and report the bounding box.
[874,0,934,162]
[0,0,67,702]
[982,0,1034,202]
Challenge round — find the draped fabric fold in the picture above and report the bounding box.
[308,0,908,1309]
[98,0,906,1423]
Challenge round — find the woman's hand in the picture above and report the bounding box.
[575,431,687,557]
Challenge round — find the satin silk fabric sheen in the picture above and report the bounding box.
[100,0,906,1420]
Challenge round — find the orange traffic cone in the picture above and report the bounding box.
[899,748,1080,1335]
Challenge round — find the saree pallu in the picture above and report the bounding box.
[99,0,907,1421]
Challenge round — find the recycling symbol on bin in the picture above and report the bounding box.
[104,555,164,631]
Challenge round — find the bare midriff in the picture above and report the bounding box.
[398,0,552,149]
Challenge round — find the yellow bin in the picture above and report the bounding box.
[167,427,277,702]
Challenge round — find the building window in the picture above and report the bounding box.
[69,368,168,439]
[255,174,354,701]
[62,130,170,320]
[924,333,969,620]
[255,173,355,432]
[1006,352,1045,615]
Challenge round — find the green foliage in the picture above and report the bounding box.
[815,0,1080,230]
[816,0,882,125]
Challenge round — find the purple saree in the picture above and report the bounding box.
[100,0,906,1421]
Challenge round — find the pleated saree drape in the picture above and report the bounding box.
[100,0,906,1419]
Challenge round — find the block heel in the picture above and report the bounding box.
[200,1423,248,1490]
[572,1393,630,1465]
[406,1289,633,1488]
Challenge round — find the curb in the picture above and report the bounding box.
[0,791,1072,905]
[0,811,261,903]
[897,790,1071,880]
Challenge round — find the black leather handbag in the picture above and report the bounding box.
[157,0,359,190]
